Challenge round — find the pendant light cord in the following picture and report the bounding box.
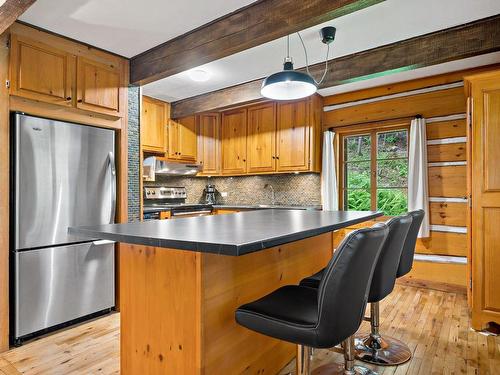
[297,31,330,86]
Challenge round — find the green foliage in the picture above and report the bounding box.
[344,130,409,216]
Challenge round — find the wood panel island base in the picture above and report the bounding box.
[69,210,381,374]
[120,234,331,374]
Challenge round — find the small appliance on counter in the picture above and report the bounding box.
[204,184,217,204]
[143,186,212,220]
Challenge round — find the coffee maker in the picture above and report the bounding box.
[204,184,216,204]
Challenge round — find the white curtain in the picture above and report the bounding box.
[408,117,430,237]
[321,131,338,211]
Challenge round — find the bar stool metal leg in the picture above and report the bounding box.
[296,345,312,375]
[312,336,377,375]
[354,302,412,366]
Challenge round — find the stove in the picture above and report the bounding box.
[143,187,213,220]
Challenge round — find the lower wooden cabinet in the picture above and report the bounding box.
[465,70,500,329]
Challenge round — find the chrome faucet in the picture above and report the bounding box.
[264,184,275,205]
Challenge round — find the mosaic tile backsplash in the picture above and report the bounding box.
[147,173,322,206]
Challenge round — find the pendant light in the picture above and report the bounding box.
[261,27,336,101]
[261,35,316,100]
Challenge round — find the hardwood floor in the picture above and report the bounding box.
[0,284,498,374]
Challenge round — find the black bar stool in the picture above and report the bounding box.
[300,213,415,368]
[235,224,389,375]
[355,209,426,365]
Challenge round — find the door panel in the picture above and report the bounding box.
[277,100,310,171]
[76,57,122,116]
[15,114,115,249]
[221,109,247,174]
[469,72,500,329]
[483,89,500,192]
[10,35,74,107]
[15,241,115,337]
[177,116,197,162]
[247,103,276,173]
[167,119,179,159]
[198,113,220,175]
[483,208,500,312]
[141,96,166,152]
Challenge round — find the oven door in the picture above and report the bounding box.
[170,210,212,219]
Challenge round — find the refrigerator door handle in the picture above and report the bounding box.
[108,151,116,224]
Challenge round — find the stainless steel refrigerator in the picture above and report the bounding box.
[11,113,116,344]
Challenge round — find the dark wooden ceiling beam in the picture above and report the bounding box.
[171,14,500,118]
[0,0,36,35]
[130,0,385,85]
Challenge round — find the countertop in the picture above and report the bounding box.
[69,210,382,256]
[143,204,321,214]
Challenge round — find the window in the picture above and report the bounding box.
[340,127,409,216]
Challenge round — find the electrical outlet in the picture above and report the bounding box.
[220,192,228,197]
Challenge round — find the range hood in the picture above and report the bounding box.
[143,156,200,181]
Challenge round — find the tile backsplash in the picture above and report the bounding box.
[147,173,322,206]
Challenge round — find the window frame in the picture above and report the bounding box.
[337,121,411,214]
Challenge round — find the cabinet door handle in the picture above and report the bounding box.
[77,99,83,103]
[66,97,72,101]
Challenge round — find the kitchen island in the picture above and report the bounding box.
[70,210,381,375]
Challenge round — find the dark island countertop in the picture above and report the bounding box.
[69,210,382,256]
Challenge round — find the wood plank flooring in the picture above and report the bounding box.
[0,284,498,374]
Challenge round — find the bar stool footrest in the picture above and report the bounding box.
[354,332,412,366]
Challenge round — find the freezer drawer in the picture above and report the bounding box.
[14,241,115,338]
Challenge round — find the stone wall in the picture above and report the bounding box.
[127,86,141,222]
[148,173,322,206]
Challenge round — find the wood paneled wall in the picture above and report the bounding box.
[321,67,500,288]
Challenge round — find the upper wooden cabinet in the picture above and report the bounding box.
[76,57,123,117]
[169,116,197,162]
[465,70,500,330]
[197,113,220,175]
[221,108,247,174]
[276,100,310,171]
[247,103,276,173]
[141,96,168,153]
[9,23,127,118]
[10,34,75,107]
[197,96,322,176]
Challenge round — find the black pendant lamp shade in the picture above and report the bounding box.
[261,58,317,100]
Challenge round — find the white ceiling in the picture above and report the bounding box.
[19,0,257,57]
[142,0,500,102]
[19,0,500,102]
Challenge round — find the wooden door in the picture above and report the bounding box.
[141,96,166,153]
[76,57,122,117]
[176,116,197,162]
[247,103,276,173]
[10,34,75,107]
[167,119,179,159]
[198,113,220,175]
[276,100,310,171]
[221,109,247,174]
[469,71,500,329]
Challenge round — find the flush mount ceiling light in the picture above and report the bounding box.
[261,26,336,101]
[188,69,211,82]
